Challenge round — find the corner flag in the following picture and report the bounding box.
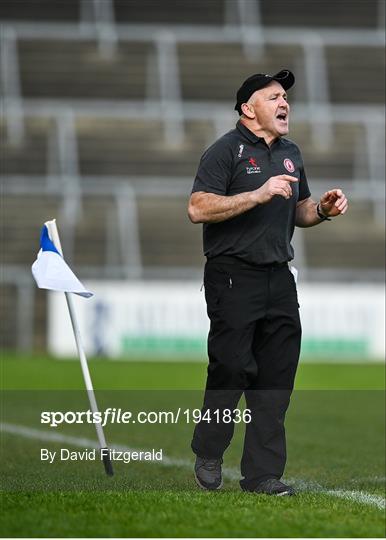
[31,219,113,476]
[32,224,93,297]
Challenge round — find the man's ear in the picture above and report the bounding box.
[241,102,255,119]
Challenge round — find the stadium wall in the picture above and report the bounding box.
[48,281,385,361]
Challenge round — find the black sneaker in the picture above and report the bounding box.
[194,456,223,490]
[250,478,295,496]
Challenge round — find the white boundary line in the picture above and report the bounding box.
[1,422,385,511]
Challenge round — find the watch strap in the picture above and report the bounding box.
[317,203,331,221]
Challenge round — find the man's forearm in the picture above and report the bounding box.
[295,199,324,227]
[189,176,298,224]
[188,191,258,223]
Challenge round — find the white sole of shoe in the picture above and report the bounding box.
[276,490,295,496]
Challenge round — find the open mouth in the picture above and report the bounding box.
[276,112,288,122]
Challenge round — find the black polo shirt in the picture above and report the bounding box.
[191,120,311,265]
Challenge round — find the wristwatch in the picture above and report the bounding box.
[316,203,331,221]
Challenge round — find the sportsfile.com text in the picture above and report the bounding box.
[41,408,252,427]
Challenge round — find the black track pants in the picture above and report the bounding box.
[191,258,301,490]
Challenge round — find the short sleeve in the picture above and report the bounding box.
[191,139,233,195]
[298,158,311,202]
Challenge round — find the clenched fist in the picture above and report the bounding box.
[319,189,348,217]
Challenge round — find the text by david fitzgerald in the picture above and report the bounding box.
[41,448,163,464]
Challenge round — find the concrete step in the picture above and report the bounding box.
[304,202,384,268]
[306,238,384,268]
[74,198,115,266]
[0,117,51,175]
[260,0,379,28]
[19,40,151,99]
[78,118,213,176]
[327,46,385,104]
[0,0,379,28]
[179,42,306,102]
[2,195,61,264]
[114,0,225,25]
[138,197,202,266]
[0,0,80,22]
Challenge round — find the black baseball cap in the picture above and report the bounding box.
[234,69,295,115]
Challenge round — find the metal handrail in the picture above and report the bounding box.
[236,0,264,61]
[80,0,117,58]
[0,25,24,144]
[55,110,82,262]
[303,33,332,150]
[6,98,384,123]
[377,0,386,30]
[114,183,143,279]
[3,22,383,45]
[155,31,185,145]
[3,174,385,199]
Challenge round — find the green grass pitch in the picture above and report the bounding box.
[1,354,385,538]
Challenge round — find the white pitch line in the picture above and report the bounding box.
[325,490,386,511]
[2,422,385,511]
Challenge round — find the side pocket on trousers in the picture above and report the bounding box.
[287,267,300,308]
[204,264,233,309]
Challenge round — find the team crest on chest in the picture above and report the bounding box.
[283,158,295,173]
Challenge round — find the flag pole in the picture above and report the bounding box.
[45,219,114,476]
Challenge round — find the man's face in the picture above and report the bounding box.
[246,81,290,137]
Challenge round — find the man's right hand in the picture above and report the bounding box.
[252,175,298,204]
[188,175,299,224]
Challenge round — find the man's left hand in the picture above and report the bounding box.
[319,189,348,217]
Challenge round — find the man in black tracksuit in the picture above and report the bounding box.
[188,70,348,495]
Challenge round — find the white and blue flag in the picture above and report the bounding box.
[31,224,93,298]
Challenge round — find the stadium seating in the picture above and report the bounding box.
[0,0,380,29]
[178,43,303,102]
[0,116,372,180]
[2,194,61,265]
[326,46,385,103]
[1,0,384,350]
[260,0,380,28]
[0,0,80,22]
[18,39,151,100]
[1,117,49,175]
